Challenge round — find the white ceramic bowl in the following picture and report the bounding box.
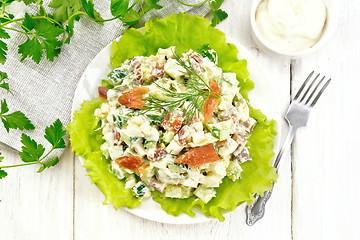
[250,0,337,58]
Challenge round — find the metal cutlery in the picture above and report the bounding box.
[246,71,331,226]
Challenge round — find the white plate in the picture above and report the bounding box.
[71,35,282,225]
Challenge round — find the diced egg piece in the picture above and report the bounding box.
[236,99,250,122]
[194,185,216,204]
[226,161,243,181]
[125,124,144,138]
[190,121,203,131]
[140,122,159,141]
[223,72,239,86]
[218,138,238,156]
[132,141,147,157]
[164,185,192,199]
[180,178,198,188]
[125,174,136,189]
[157,46,175,59]
[164,58,185,79]
[108,145,124,160]
[199,173,223,188]
[106,89,117,101]
[218,95,233,111]
[130,116,145,126]
[166,139,184,155]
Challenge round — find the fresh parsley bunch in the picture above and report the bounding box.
[0,119,66,180]
[0,0,227,64]
[0,119,66,179]
[0,71,66,180]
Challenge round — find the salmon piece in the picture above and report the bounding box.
[161,112,184,132]
[115,156,142,172]
[118,87,150,109]
[174,143,220,167]
[203,81,221,124]
[98,86,108,100]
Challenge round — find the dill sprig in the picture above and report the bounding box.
[143,51,220,124]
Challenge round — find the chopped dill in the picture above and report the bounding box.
[143,51,220,124]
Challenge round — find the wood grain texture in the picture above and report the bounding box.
[9,0,360,239]
[0,147,73,239]
[291,1,360,239]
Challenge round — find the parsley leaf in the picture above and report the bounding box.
[0,152,7,179]
[37,156,59,173]
[49,0,82,22]
[110,0,130,17]
[0,99,35,132]
[19,133,45,162]
[0,27,10,64]
[209,0,224,11]
[23,0,41,5]
[0,28,10,39]
[0,120,65,179]
[81,0,103,21]
[0,169,7,179]
[120,0,163,26]
[44,119,66,149]
[0,99,9,114]
[0,0,16,7]
[0,71,11,93]
[18,13,63,63]
[211,9,228,27]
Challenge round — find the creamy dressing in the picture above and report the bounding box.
[95,47,256,203]
[255,0,327,51]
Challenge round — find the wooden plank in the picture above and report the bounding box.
[0,146,74,239]
[73,0,292,239]
[291,1,360,239]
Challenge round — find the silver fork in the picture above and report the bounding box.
[246,71,331,226]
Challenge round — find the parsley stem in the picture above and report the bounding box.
[1,26,27,35]
[64,11,89,26]
[138,0,145,12]
[95,15,122,23]
[39,146,56,162]
[31,16,63,27]
[176,0,208,7]
[0,162,39,169]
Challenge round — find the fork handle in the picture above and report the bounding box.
[246,126,297,226]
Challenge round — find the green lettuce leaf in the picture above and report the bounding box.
[67,98,141,209]
[68,13,277,221]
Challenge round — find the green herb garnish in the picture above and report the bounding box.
[0,99,35,133]
[0,119,66,179]
[144,51,220,123]
[211,126,221,139]
[0,1,227,64]
[200,44,217,63]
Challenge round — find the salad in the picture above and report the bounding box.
[68,13,277,222]
[95,46,257,204]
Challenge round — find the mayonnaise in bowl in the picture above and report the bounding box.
[255,0,327,52]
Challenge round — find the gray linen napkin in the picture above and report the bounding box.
[0,1,211,157]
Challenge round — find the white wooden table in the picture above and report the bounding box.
[1,1,359,239]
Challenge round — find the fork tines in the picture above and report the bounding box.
[293,71,331,108]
